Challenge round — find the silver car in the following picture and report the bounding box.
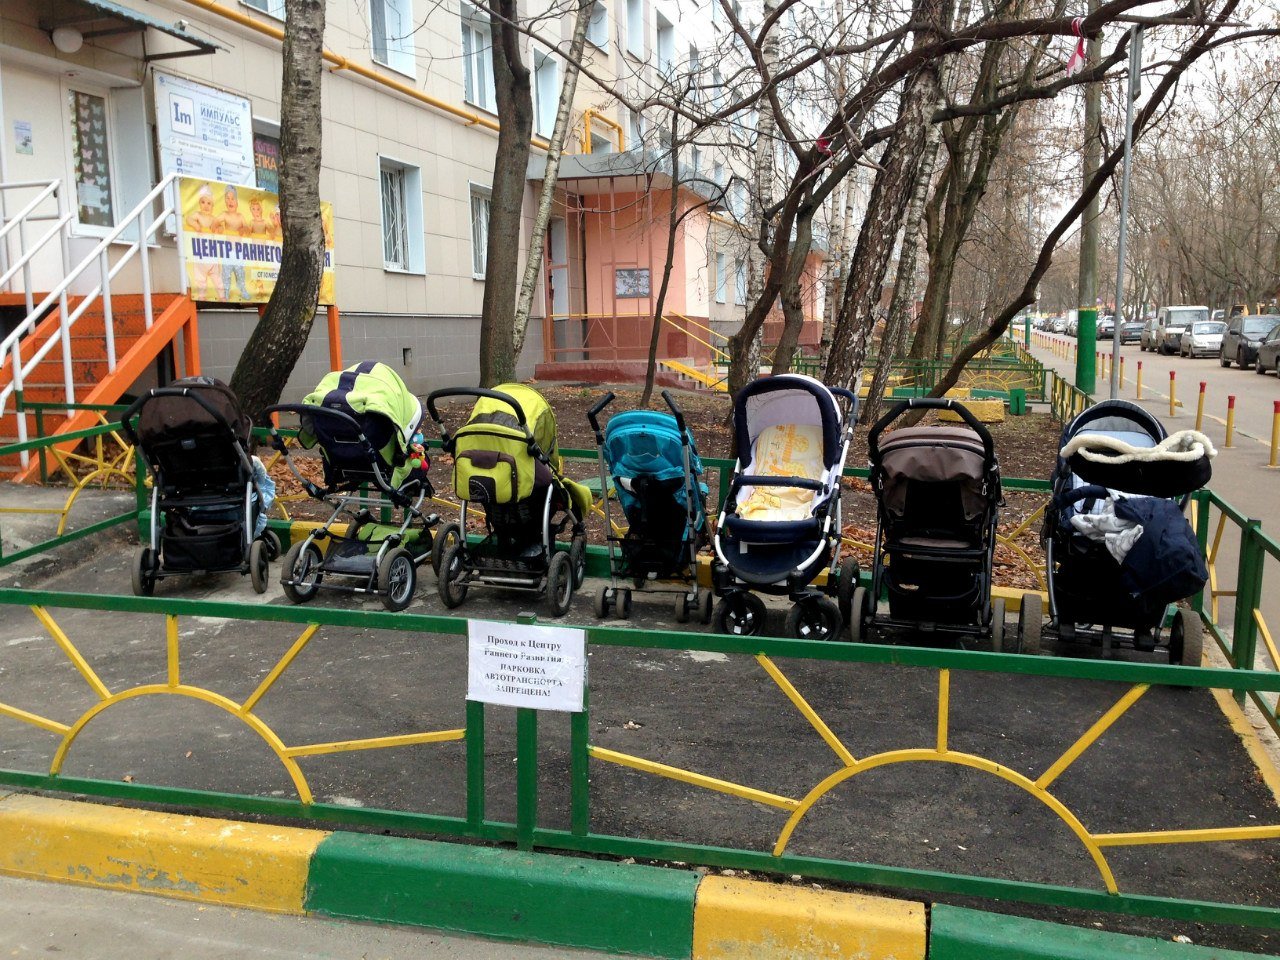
[1179,320,1225,357]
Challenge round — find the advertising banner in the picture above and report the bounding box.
[177,176,335,305]
[155,72,255,185]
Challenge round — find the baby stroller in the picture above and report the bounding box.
[123,376,278,596]
[1035,399,1213,663]
[265,361,440,612]
[854,398,1004,647]
[587,389,711,623]
[712,374,858,640]
[426,385,591,617]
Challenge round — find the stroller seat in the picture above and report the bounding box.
[738,424,825,522]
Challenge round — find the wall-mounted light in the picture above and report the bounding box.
[51,26,84,54]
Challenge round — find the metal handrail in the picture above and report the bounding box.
[0,180,65,318]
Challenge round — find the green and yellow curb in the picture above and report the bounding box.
[0,792,1271,959]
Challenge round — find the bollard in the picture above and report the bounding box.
[1119,355,1125,388]
[1270,401,1280,467]
[1225,395,1236,448]
[1196,381,1206,432]
[1136,360,1143,399]
[1169,370,1176,416]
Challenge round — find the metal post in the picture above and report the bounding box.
[1110,25,1142,398]
[1225,395,1236,448]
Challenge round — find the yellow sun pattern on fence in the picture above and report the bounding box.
[589,655,1280,894]
[0,607,463,804]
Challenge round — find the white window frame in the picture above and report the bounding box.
[715,253,727,304]
[734,258,746,304]
[656,15,674,74]
[625,0,644,58]
[586,1,610,50]
[469,182,492,278]
[379,156,425,274]
[627,109,645,151]
[239,0,285,19]
[62,81,119,238]
[690,145,701,176]
[532,48,559,139]
[462,5,496,113]
[370,0,416,78]
[687,47,701,103]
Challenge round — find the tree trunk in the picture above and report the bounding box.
[742,0,780,386]
[641,118,682,406]
[478,0,534,387]
[769,206,815,375]
[511,0,592,358]
[230,0,325,425]
[819,178,851,367]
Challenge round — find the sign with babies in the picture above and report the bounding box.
[176,176,335,305]
[467,620,586,712]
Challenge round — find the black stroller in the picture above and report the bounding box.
[711,374,859,640]
[265,361,440,612]
[123,376,278,596]
[587,389,711,623]
[853,398,1004,647]
[1035,400,1213,663]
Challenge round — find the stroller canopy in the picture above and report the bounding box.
[734,375,844,470]
[459,383,560,461]
[135,376,251,447]
[604,410,704,519]
[301,361,422,457]
[876,426,993,522]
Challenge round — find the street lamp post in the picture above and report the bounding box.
[1110,25,1143,398]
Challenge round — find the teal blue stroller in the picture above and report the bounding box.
[588,390,711,622]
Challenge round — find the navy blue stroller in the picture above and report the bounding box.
[712,374,858,640]
[588,390,710,622]
[1035,400,1214,663]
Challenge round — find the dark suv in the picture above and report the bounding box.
[1220,315,1280,369]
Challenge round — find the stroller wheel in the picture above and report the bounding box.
[674,592,691,624]
[594,585,612,619]
[569,536,588,590]
[431,523,463,577]
[260,529,282,561]
[616,588,633,620]
[836,557,860,626]
[1018,594,1043,655]
[713,592,767,637]
[847,587,868,643]
[281,542,323,604]
[378,546,417,612]
[249,539,270,595]
[990,597,1006,652]
[699,591,714,624]
[1170,607,1203,668]
[547,551,574,618]
[131,546,157,597]
[786,596,842,642]
[437,543,470,609]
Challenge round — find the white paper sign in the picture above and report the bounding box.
[467,620,586,712]
[154,72,255,186]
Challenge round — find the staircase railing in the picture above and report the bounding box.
[0,179,71,318]
[0,174,181,465]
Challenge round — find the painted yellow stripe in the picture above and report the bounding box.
[0,795,327,913]
[31,606,111,701]
[756,655,857,767]
[283,728,465,757]
[1035,684,1149,790]
[692,876,926,960]
[1094,824,1280,847]
[1210,686,1280,806]
[0,702,70,734]
[589,746,799,811]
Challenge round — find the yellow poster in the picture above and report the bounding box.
[178,176,335,305]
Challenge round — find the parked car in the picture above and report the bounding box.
[1220,314,1280,369]
[1121,319,1144,344]
[1052,315,1068,333]
[1212,308,1225,323]
[1066,316,1079,337]
[1097,314,1115,338]
[1179,320,1226,358]
[1155,305,1209,355]
[1255,323,1280,375]
[1140,317,1162,351]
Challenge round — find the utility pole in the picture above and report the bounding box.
[1076,1,1101,394]
[1109,26,1142,398]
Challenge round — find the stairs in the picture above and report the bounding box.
[658,359,728,392]
[0,293,197,482]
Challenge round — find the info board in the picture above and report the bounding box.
[467,620,586,712]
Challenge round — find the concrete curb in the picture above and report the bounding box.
[0,792,1272,959]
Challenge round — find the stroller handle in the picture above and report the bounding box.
[660,390,688,437]
[122,386,245,450]
[867,397,995,464]
[587,391,616,440]
[425,388,527,429]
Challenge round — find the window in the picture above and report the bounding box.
[715,253,727,304]
[533,50,559,138]
[690,145,701,176]
[735,258,746,304]
[370,0,414,77]
[730,181,747,220]
[241,0,285,19]
[586,1,609,49]
[470,184,492,277]
[66,87,116,231]
[627,109,645,150]
[590,132,614,154]
[462,7,495,112]
[687,47,701,102]
[625,0,644,58]
[379,157,424,273]
[656,14,674,73]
